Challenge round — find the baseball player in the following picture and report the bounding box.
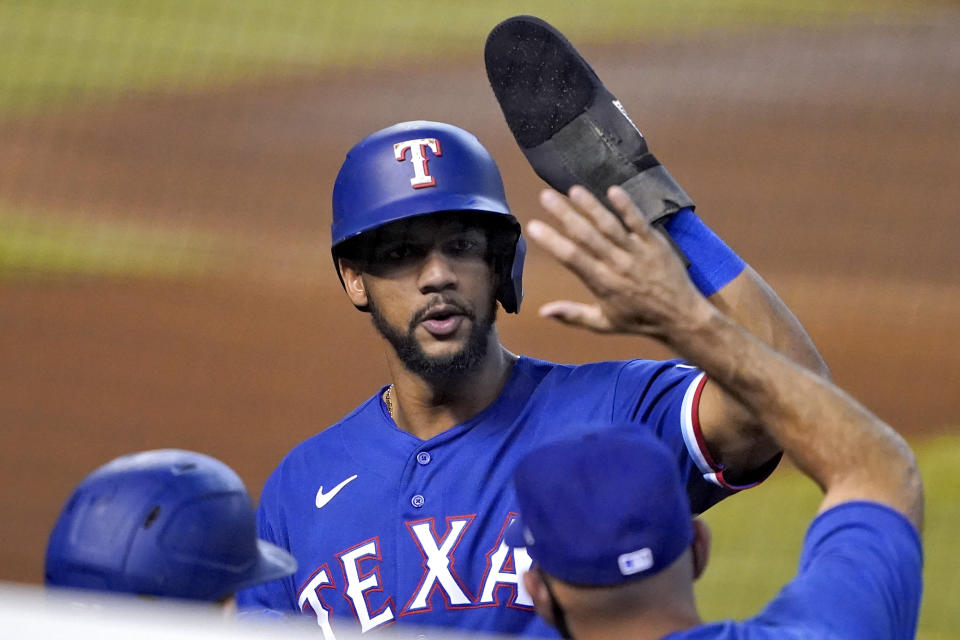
[46,449,297,605]
[507,187,922,639]
[235,120,829,638]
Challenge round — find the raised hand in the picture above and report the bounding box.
[527,185,714,339]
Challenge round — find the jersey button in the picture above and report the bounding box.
[416,451,431,465]
[411,494,425,508]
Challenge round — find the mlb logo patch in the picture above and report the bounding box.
[617,547,653,576]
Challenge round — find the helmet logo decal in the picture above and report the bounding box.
[394,138,443,189]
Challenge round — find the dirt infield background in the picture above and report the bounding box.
[2,18,958,584]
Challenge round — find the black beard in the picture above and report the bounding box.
[368,293,498,381]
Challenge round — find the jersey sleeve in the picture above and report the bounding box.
[611,359,773,513]
[236,467,300,615]
[754,501,923,639]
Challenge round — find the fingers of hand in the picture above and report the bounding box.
[566,186,632,249]
[538,189,615,260]
[606,186,653,238]
[539,301,614,333]
[527,219,621,297]
[538,188,644,279]
[606,185,680,258]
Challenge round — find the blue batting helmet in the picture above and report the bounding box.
[45,449,296,602]
[331,121,525,313]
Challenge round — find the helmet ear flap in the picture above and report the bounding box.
[495,232,525,314]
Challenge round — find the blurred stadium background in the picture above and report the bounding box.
[1,1,957,637]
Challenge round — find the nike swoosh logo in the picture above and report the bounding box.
[315,474,358,509]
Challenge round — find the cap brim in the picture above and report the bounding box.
[504,517,528,549]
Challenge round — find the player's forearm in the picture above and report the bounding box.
[707,266,830,379]
[661,209,827,379]
[663,304,922,528]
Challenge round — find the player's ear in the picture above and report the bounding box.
[691,517,711,581]
[523,569,556,627]
[339,258,369,308]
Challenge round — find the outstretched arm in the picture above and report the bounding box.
[709,266,827,376]
[695,264,829,472]
[531,187,830,474]
[675,300,923,527]
[527,185,921,528]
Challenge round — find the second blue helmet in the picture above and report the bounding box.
[45,449,296,602]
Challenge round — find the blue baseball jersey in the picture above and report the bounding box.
[237,355,770,638]
[667,502,923,640]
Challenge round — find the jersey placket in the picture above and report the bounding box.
[396,431,479,620]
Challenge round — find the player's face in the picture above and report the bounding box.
[354,214,500,379]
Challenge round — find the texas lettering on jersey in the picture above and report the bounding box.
[297,513,531,637]
[239,357,769,637]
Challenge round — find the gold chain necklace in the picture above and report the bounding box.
[385,384,396,421]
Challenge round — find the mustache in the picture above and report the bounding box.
[408,296,475,332]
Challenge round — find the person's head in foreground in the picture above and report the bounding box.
[507,429,707,640]
[45,449,296,604]
[509,416,923,640]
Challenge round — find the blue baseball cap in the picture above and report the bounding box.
[506,429,694,586]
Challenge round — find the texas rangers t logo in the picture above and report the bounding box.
[394,138,442,189]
